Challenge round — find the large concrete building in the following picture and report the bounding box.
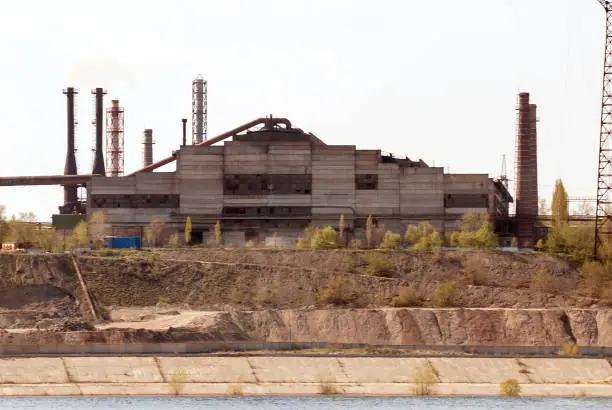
[88,118,513,246]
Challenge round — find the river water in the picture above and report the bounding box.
[0,396,610,409]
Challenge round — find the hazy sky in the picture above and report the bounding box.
[0,0,606,221]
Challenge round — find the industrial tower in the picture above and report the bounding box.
[595,0,612,256]
[105,99,125,177]
[192,75,208,144]
[91,88,107,176]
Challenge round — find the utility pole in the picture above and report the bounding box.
[594,0,612,257]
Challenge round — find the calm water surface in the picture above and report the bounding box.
[0,396,610,409]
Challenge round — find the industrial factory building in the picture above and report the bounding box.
[1,82,541,247]
[88,116,514,246]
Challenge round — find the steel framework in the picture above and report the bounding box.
[595,0,612,256]
[192,75,208,144]
[105,99,124,177]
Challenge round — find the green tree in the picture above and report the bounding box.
[551,179,569,228]
[185,216,192,245]
[366,215,374,248]
[147,219,167,247]
[214,219,222,246]
[88,211,108,249]
[70,221,89,249]
[338,214,345,245]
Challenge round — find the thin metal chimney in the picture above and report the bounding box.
[181,118,187,146]
[143,129,154,167]
[515,92,539,248]
[63,87,78,205]
[91,88,106,176]
[192,76,207,144]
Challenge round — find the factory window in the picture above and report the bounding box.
[222,206,311,218]
[444,194,488,208]
[355,174,378,190]
[90,194,180,209]
[224,174,312,195]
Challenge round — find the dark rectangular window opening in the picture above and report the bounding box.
[356,174,378,190]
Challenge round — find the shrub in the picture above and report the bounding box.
[365,252,393,277]
[349,238,363,249]
[530,268,555,294]
[560,341,579,356]
[311,226,340,250]
[379,231,401,250]
[464,253,487,286]
[318,382,339,395]
[227,383,244,395]
[157,296,170,305]
[146,219,167,247]
[414,231,443,253]
[546,224,594,262]
[500,378,521,396]
[413,362,438,396]
[296,226,314,249]
[581,260,611,297]
[167,233,180,248]
[432,281,456,307]
[404,225,422,246]
[319,276,355,305]
[452,212,498,249]
[168,369,187,395]
[391,287,420,307]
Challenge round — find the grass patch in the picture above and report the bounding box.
[499,378,521,396]
[391,287,420,307]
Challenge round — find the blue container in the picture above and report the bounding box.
[104,236,141,249]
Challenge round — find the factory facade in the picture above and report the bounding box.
[88,119,513,246]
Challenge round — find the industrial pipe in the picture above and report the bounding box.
[126,117,292,176]
[0,175,96,187]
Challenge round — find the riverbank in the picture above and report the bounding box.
[0,356,611,396]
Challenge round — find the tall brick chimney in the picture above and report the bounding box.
[515,92,539,248]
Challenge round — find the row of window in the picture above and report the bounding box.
[223,174,379,195]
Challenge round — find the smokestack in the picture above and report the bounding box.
[91,88,106,176]
[181,118,187,146]
[143,129,154,167]
[192,76,207,144]
[105,99,124,177]
[63,87,78,205]
[515,92,539,248]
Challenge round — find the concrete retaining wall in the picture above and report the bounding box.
[0,356,610,396]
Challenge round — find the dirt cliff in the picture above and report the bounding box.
[0,249,610,347]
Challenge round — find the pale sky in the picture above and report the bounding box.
[0,0,606,221]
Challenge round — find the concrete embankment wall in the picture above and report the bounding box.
[0,356,611,396]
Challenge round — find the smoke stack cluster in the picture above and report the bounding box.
[515,92,539,248]
[63,87,78,205]
[143,129,154,167]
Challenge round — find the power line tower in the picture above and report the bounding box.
[595,0,612,257]
[192,75,208,144]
